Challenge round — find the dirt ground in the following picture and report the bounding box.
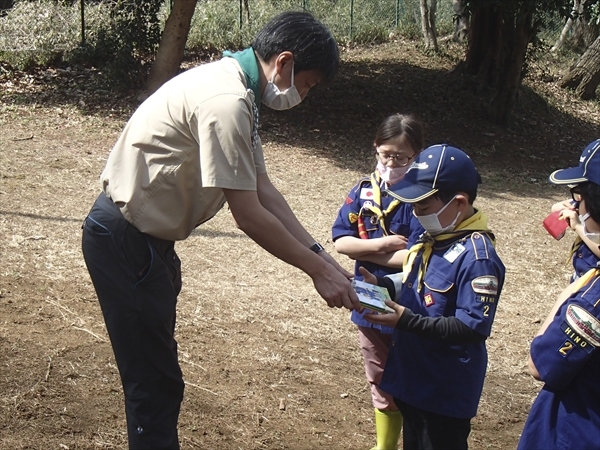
[1,38,599,450]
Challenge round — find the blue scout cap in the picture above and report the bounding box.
[387,144,481,203]
[549,139,600,186]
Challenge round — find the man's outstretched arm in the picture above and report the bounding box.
[224,186,360,310]
[255,172,354,278]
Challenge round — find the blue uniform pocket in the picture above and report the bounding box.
[424,268,454,293]
[423,268,455,313]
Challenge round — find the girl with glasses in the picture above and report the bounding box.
[331,113,425,450]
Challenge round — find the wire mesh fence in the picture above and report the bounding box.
[0,0,569,55]
[185,0,457,48]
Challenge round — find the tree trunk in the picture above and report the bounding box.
[488,2,536,126]
[551,0,583,52]
[570,6,599,50]
[560,34,600,99]
[419,0,439,51]
[464,1,537,126]
[144,0,198,96]
[452,0,469,43]
[464,3,500,85]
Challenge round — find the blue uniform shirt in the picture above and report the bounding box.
[332,175,423,333]
[572,241,599,280]
[517,274,600,450]
[380,232,505,418]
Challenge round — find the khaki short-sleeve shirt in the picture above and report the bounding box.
[101,58,266,241]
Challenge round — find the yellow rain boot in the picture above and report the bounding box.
[370,408,402,450]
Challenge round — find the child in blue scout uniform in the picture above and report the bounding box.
[362,144,506,450]
[549,139,600,281]
[332,114,425,450]
[517,144,600,450]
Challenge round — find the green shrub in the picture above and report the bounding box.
[0,0,468,87]
[0,0,81,69]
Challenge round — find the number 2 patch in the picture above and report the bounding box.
[558,339,575,357]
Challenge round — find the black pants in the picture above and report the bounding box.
[395,398,472,450]
[82,193,184,450]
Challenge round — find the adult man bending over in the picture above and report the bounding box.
[81,11,359,450]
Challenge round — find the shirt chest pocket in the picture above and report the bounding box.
[422,268,455,313]
[388,219,410,237]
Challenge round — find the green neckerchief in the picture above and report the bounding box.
[222,47,261,111]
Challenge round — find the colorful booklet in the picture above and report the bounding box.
[352,279,395,314]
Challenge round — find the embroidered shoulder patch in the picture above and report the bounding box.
[566,304,600,347]
[471,276,499,295]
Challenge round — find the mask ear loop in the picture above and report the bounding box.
[271,60,295,87]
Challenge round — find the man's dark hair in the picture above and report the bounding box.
[433,189,478,205]
[579,182,600,223]
[252,11,339,84]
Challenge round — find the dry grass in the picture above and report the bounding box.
[1,38,599,449]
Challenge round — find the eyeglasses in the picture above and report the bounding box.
[376,151,415,167]
[570,187,582,203]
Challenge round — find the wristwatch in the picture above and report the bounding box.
[309,242,325,253]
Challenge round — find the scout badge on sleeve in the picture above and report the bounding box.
[565,304,600,348]
[471,276,499,296]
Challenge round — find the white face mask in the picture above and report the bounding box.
[578,213,600,245]
[261,62,302,110]
[376,161,409,185]
[416,196,461,236]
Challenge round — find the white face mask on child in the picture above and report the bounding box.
[262,63,302,111]
[416,196,461,236]
[578,213,600,245]
[376,161,409,186]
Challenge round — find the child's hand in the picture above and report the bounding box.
[364,300,405,327]
[551,199,575,213]
[560,208,580,231]
[376,235,408,252]
[358,266,378,284]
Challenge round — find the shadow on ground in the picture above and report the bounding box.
[2,41,597,203]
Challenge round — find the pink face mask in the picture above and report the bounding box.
[376,161,409,185]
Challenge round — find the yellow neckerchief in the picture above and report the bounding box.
[569,267,600,294]
[568,236,583,265]
[359,172,401,236]
[403,210,494,291]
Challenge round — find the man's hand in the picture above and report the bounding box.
[319,250,353,278]
[312,263,361,310]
